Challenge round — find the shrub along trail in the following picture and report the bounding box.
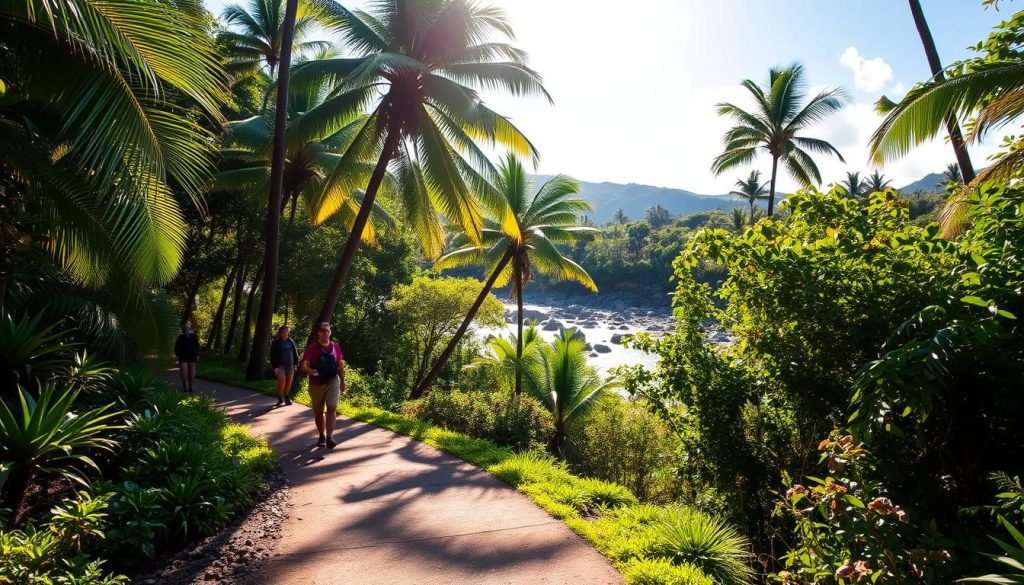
[188,376,623,584]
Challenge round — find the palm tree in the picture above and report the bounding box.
[613,209,629,224]
[416,154,597,398]
[712,64,847,216]
[904,0,976,185]
[220,0,333,79]
[521,328,619,455]
[245,0,300,380]
[729,170,769,223]
[467,322,543,394]
[865,170,892,194]
[730,208,747,232]
[840,171,866,199]
[0,0,226,292]
[942,162,963,186]
[292,0,547,343]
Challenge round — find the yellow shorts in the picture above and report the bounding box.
[308,375,341,412]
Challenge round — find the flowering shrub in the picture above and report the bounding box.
[773,432,951,583]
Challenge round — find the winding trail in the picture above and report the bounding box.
[191,377,623,584]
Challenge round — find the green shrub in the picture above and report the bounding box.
[402,390,553,450]
[649,507,753,585]
[568,394,681,503]
[622,558,713,585]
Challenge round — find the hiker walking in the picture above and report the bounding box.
[301,322,345,448]
[269,325,299,407]
[174,324,200,393]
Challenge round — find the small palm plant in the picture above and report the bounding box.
[651,507,754,585]
[865,170,892,194]
[0,386,122,522]
[840,171,866,199]
[522,328,619,455]
[468,322,543,394]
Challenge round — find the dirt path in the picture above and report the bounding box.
[192,377,623,584]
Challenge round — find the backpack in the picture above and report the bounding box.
[315,343,339,381]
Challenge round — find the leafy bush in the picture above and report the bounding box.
[568,394,681,503]
[963,518,1024,584]
[0,492,126,583]
[622,558,713,585]
[402,390,553,450]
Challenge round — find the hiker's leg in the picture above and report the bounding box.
[187,362,196,386]
[309,383,326,434]
[274,369,285,397]
[178,362,187,389]
[325,377,340,437]
[283,370,295,395]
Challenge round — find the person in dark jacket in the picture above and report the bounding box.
[174,324,200,393]
[269,325,300,407]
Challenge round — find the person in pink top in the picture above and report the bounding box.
[301,322,346,448]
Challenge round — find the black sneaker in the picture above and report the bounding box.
[188,386,194,394]
[284,396,292,406]
[275,397,283,407]
[317,434,326,447]
[326,437,337,450]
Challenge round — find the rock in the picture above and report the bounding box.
[542,320,560,331]
[589,352,599,357]
[611,333,632,345]
[647,324,663,332]
[618,324,629,330]
[581,320,599,328]
[584,343,592,351]
[594,344,612,353]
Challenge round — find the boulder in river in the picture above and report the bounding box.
[611,333,632,345]
[594,344,612,353]
[542,320,560,331]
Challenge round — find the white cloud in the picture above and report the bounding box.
[840,47,894,93]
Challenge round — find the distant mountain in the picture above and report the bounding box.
[897,172,946,194]
[533,175,744,224]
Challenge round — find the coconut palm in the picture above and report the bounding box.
[904,0,976,185]
[865,170,892,194]
[840,171,866,199]
[220,0,334,79]
[942,162,963,186]
[417,154,597,398]
[712,64,847,216]
[730,208,747,232]
[729,170,769,223]
[521,328,619,455]
[290,0,547,344]
[0,0,226,292]
[468,322,543,394]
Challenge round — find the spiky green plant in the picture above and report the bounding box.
[650,507,754,585]
[468,322,543,393]
[865,170,892,194]
[840,170,866,199]
[0,386,122,521]
[712,64,846,216]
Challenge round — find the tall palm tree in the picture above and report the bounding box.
[942,162,963,186]
[416,154,597,398]
[729,170,769,223]
[220,0,334,79]
[291,0,547,343]
[521,328,619,455]
[712,64,847,216]
[905,0,976,185]
[840,171,866,199]
[245,0,299,380]
[865,170,892,194]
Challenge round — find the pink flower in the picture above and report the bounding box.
[838,435,855,450]
[818,438,830,451]
[835,563,855,579]
[896,508,909,523]
[853,560,871,577]
[868,497,895,513]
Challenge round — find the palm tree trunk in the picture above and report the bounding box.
[908,0,976,183]
[308,125,402,345]
[246,0,300,380]
[412,248,514,399]
[207,260,239,350]
[515,262,523,396]
[238,262,265,363]
[767,155,779,216]
[223,262,249,354]
[749,199,755,224]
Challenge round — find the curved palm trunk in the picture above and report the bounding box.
[308,126,402,345]
[908,0,976,183]
[767,155,779,216]
[749,199,755,224]
[412,248,514,399]
[223,262,249,354]
[238,262,265,362]
[246,0,299,380]
[515,263,523,396]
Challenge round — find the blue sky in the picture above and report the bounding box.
[205,0,1010,193]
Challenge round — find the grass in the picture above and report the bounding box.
[197,355,746,584]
